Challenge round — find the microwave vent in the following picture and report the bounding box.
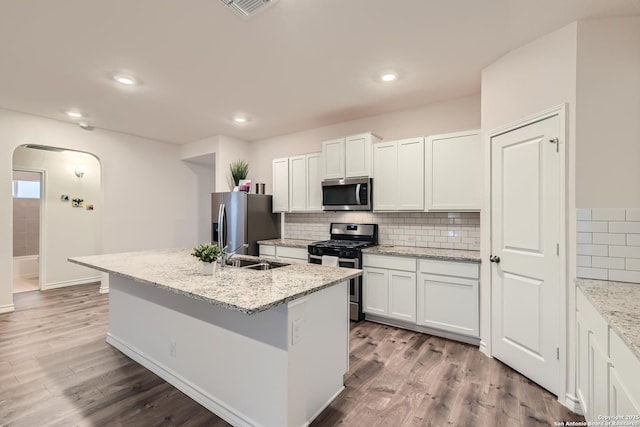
[219,0,277,17]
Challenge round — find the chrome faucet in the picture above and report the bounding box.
[220,243,248,266]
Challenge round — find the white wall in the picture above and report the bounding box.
[480,22,578,405]
[247,94,481,194]
[0,109,201,312]
[576,16,640,208]
[13,147,102,288]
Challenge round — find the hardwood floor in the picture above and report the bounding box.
[0,284,584,426]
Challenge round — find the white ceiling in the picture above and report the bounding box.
[1,0,639,144]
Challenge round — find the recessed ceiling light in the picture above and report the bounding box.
[381,72,398,82]
[114,74,136,86]
[233,116,248,124]
[66,111,83,119]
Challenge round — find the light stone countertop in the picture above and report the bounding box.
[69,249,361,315]
[577,278,640,360]
[257,238,315,249]
[362,245,481,263]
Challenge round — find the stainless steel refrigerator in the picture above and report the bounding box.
[211,192,280,256]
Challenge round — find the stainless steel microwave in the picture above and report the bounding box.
[321,177,372,211]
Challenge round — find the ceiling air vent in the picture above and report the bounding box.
[219,0,277,17]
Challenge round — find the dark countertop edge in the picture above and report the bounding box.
[69,257,361,315]
[576,278,640,361]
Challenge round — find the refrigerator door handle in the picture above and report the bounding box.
[218,203,226,249]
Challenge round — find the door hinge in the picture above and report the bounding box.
[556,243,560,256]
[549,138,559,153]
[557,347,560,360]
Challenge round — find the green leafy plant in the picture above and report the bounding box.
[191,243,221,263]
[229,159,249,186]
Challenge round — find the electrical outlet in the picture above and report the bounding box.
[292,319,302,345]
[170,340,176,358]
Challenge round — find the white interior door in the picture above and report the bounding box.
[491,114,561,394]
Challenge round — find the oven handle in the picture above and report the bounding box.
[308,254,359,267]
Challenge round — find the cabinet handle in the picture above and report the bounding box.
[490,255,501,263]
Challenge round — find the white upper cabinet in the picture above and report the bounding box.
[425,129,481,211]
[274,152,322,213]
[306,152,322,211]
[288,155,307,212]
[322,138,345,180]
[373,137,425,211]
[272,157,289,213]
[323,132,380,179]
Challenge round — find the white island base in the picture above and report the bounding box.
[107,275,349,427]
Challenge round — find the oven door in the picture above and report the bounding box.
[321,177,371,211]
[308,254,363,321]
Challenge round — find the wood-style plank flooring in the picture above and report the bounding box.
[0,284,584,426]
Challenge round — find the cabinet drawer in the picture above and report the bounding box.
[418,258,479,279]
[259,245,276,257]
[577,289,609,348]
[277,246,308,260]
[363,254,416,271]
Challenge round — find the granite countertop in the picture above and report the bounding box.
[577,278,640,360]
[69,249,361,315]
[257,239,315,249]
[362,245,481,263]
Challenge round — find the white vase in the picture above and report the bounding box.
[202,262,216,275]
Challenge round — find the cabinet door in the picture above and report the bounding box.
[306,152,322,211]
[388,270,416,322]
[289,155,306,212]
[345,133,371,178]
[373,142,398,211]
[272,158,289,212]
[426,130,481,211]
[363,267,388,316]
[397,138,425,210]
[322,138,345,179]
[576,312,590,418]
[417,273,479,337]
[610,366,640,417]
[590,333,609,420]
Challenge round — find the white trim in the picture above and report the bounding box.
[479,340,491,358]
[41,276,101,291]
[305,386,345,426]
[107,333,261,427]
[563,393,583,415]
[0,304,15,314]
[485,103,568,402]
[99,285,110,294]
[364,314,481,346]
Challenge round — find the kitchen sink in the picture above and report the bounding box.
[224,258,289,270]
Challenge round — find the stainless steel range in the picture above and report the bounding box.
[308,223,378,321]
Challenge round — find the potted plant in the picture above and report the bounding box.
[191,243,221,275]
[229,159,249,191]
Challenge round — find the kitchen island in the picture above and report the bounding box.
[69,249,361,427]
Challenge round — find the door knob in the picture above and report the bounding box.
[490,255,501,263]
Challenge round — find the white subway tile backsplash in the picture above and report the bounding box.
[625,258,640,271]
[626,208,640,221]
[626,234,640,246]
[577,221,608,233]
[609,245,640,258]
[591,208,626,221]
[577,244,608,256]
[576,233,592,244]
[576,209,592,221]
[592,233,626,245]
[609,269,640,284]
[591,256,625,270]
[577,267,608,280]
[609,221,640,233]
[577,256,591,267]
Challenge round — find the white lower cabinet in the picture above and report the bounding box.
[363,255,416,322]
[259,245,308,264]
[577,288,640,420]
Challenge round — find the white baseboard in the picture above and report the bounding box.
[305,386,345,426]
[99,285,109,294]
[106,333,260,427]
[41,276,101,291]
[479,340,492,357]
[563,393,583,415]
[0,304,15,314]
[364,314,481,346]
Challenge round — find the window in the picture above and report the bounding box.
[12,180,41,199]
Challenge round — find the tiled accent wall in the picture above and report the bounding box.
[13,198,40,257]
[576,208,640,284]
[285,211,480,250]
